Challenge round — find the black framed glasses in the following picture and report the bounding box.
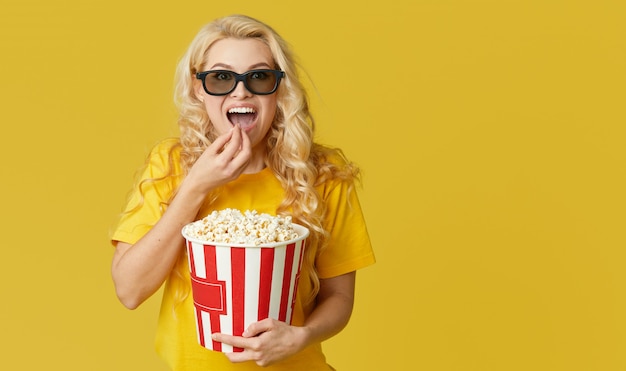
[196,69,285,96]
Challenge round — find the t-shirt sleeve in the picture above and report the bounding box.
[110,139,181,245]
[315,177,376,279]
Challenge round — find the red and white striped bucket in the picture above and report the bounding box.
[182,224,309,353]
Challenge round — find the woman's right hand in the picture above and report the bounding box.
[185,125,252,195]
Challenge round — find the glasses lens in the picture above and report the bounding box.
[204,71,236,95]
[245,71,277,94]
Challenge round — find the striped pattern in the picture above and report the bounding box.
[187,239,306,353]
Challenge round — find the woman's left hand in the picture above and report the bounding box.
[212,318,310,367]
[212,272,356,367]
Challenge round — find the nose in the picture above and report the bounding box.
[230,79,252,98]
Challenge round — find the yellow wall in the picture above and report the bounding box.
[1,1,624,370]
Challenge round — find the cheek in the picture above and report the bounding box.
[263,97,278,122]
[266,106,277,122]
[203,99,223,122]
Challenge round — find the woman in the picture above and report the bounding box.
[110,14,375,370]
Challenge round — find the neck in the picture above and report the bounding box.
[243,145,267,174]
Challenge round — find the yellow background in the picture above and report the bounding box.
[1,0,624,370]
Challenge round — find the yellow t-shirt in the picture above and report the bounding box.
[111,138,375,370]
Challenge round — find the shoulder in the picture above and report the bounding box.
[312,143,360,193]
[150,137,181,157]
[312,144,349,167]
[147,138,182,162]
[144,137,183,177]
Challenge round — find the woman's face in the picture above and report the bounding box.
[196,38,279,152]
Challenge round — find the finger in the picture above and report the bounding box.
[220,125,243,158]
[207,127,235,154]
[243,318,274,337]
[237,127,252,158]
[212,333,255,350]
[228,131,251,170]
[225,349,256,364]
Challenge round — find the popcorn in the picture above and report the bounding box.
[182,209,300,246]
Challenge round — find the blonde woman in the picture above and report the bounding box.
[110,14,375,370]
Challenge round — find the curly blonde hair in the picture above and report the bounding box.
[160,15,359,305]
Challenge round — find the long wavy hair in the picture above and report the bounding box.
[159,14,360,307]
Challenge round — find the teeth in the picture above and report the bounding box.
[228,107,256,114]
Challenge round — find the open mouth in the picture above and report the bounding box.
[227,107,257,128]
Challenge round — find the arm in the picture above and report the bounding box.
[111,126,251,309]
[111,184,206,309]
[214,271,356,367]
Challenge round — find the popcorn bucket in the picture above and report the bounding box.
[182,223,309,353]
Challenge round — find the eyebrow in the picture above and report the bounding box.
[209,62,273,70]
